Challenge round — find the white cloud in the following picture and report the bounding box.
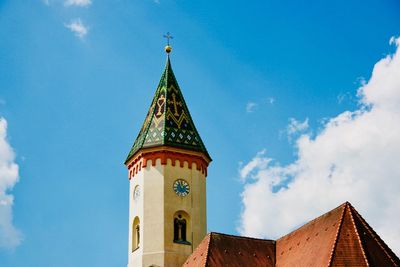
[0,118,22,249]
[239,150,270,180]
[267,97,275,105]
[65,19,88,39]
[285,118,309,141]
[337,92,349,104]
[64,0,92,7]
[390,36,399,46]
[246,102,258,113]
[238,37,400,255]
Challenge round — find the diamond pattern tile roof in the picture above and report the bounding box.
[125,56,210,163]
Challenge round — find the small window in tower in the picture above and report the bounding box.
[173,213,191,245]
[132,217,140,252]
[136,225,140,245]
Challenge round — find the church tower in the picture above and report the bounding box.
[124,43,211,267]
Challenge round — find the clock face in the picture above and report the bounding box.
[173,179,190,197]
[133,185,140,200]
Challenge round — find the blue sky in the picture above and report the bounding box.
[1,0,400,266]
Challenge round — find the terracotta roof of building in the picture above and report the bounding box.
[183,232,275,267]
[125,56,210,163]
[276,203,345,267]
[185,202,400,267]
[277,202,400,267]
[343,202,400,267]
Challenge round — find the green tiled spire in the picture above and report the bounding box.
[125,56,210,163]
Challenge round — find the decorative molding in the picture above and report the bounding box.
[126,147,210,179]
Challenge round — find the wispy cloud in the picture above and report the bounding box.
[267,97,275,105]
[246,102,258,113]
[239,150,270,181]
[336,93,347,104]
[65,19,88,39]
[64,0,92,7]
[285,118,309,141]
[0,118,22,249]
[337,91,358,104]
[239,37,400,255]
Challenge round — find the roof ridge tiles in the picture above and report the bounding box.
[349,204,400,266]
[204,233,212,267]
[327,202,347,267]
[160,56,170,145]
[183,233,211,267]
[348,203,370,266]
[209,232,275,242]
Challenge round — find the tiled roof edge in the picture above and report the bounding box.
[277,202,347,242]
[204,233,212,267]
[348,203,370,266]
[124,60,168,163]
[161,56,171,145]
[165,60,211,160]
[208,231,275,243]
[349,203,400,266]
[327,202,348,267]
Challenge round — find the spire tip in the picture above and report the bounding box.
[163,32,173,54]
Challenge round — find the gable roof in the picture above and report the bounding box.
[125,56,210,163]
[277,202,400,267]
[276,203,345,267]
[183,232,275,267]
[185,203,400,267]
[342,203,400,267]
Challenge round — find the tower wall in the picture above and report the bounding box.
[128,159,165,267]
[163,158,207,267]
[127,151,207,267]
[125,54,211,267]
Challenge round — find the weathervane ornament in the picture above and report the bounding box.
[163,32,173,53]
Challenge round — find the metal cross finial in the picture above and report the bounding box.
[163,32,173,45]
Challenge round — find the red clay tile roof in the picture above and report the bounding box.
[348,203,400,267]
[183,232,275,267]
[185,202,400,267]
[183,232,211,267]
[329,203,369,266]
[277,202,400,267]
[276,203,345,267]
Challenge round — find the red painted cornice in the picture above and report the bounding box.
[125,146,210,179]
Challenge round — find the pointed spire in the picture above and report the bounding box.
[125,54,210,163]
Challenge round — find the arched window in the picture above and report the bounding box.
[136,225,140,246]
[173,211,191,245]
[132,217,140,251]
